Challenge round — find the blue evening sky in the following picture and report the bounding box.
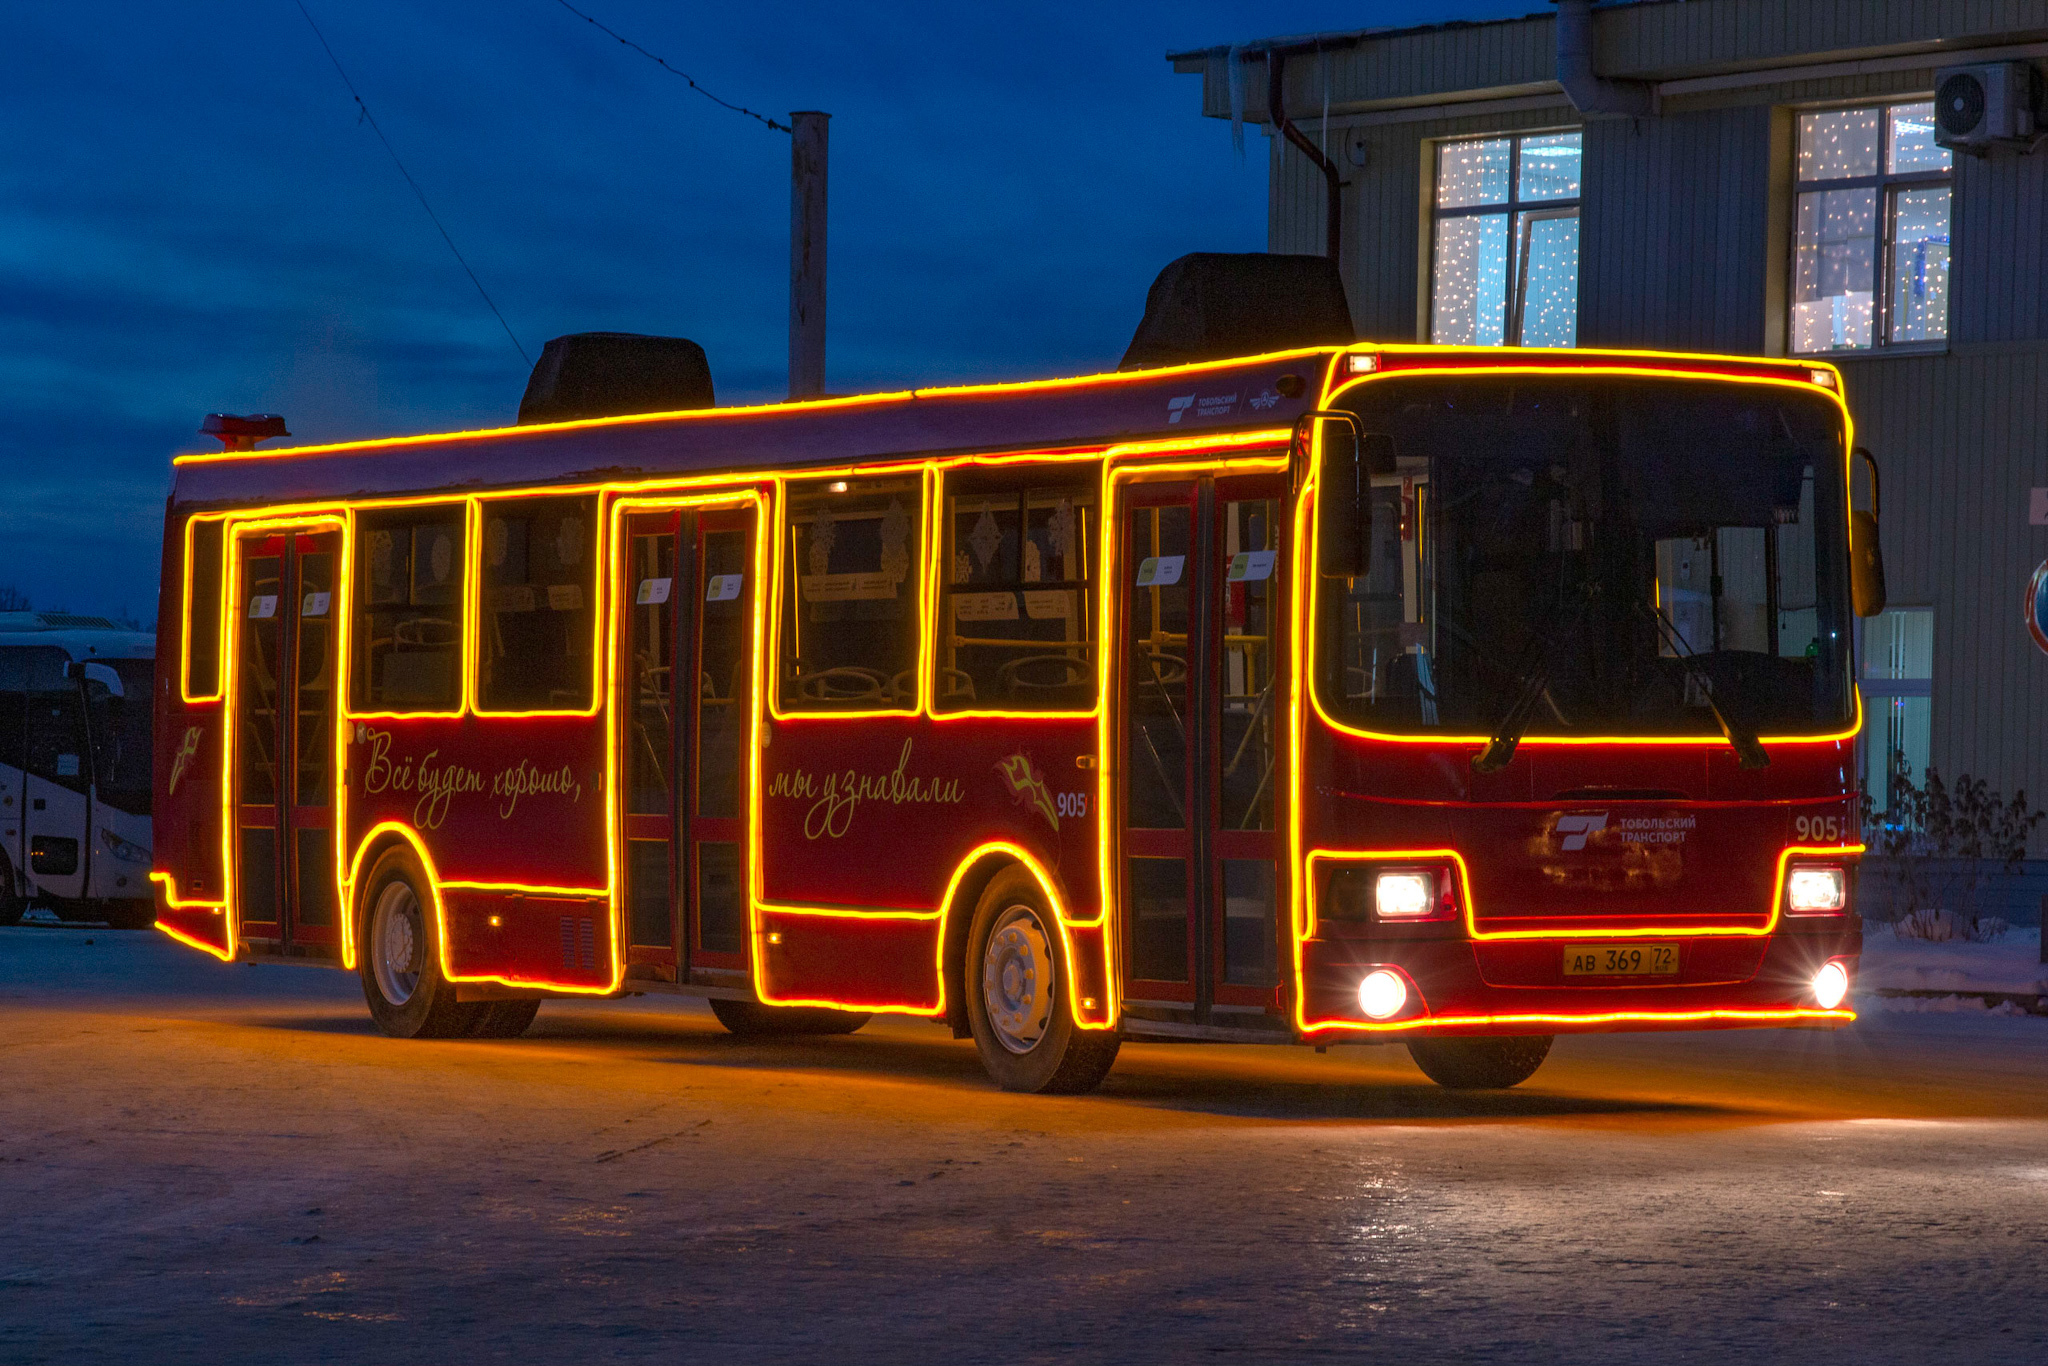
[3,0,1548,621]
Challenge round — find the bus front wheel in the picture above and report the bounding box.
[1406,1035,1553,1090]
[965,867,1119,1095]
[357,846,480,1039]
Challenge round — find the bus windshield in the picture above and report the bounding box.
[1318,374,1854,738]
[85,658,154,815]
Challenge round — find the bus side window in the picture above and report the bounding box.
[936,470,1097,713]
[184,517,225,700]
[22,647,88,794]
[351,506,466,714]
[477,494,599,713]
[779,475,925,711]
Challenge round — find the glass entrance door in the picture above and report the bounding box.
[1117,476,1286,1019]
[232,526,341,946]
[619,505,756,983]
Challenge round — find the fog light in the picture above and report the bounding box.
[1786,865,1846,914]
[1812,960,1850,1010]
[1358,969,1408,1020]
[1374,871,1435,919]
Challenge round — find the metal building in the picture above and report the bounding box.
[1174,0,2048,853]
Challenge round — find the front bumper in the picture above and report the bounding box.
[1298,926,1861,1037]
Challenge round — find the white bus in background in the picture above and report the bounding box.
[0,613,155,928]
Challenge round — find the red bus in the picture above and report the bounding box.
[150,342,1878,1093]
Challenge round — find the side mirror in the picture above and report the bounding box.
[1851,447,1886,618]
[65,660,126,697]
[1297,411,1388,580]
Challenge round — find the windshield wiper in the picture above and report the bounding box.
[1641,602,1770,770]
[1470,585,1593,774]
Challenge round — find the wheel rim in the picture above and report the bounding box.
[371,879,424,1006]
[982,903,1054,1054]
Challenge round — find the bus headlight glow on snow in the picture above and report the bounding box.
[1811,960,1850,1010]
[1374,871,1436,919]
[1358,969,1408,1020]
[1785,865,1846,914]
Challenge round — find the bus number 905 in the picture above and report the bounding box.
[1056,791,1089,819]
[1793,814,1845,842]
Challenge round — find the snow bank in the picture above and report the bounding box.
[1857,918,2048,994]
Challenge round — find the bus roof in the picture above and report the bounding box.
[166,344,1833,511]
[0,615,153,661]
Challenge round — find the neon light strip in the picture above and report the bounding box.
[178,513,229,703]
[170,348,1344,466]
[1300,1006,1855,1036]
[1303,843,1866,941]
[1304,365,1866,747]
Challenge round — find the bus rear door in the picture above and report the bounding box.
[1117,474,1288,1024]
[230,526,342,949]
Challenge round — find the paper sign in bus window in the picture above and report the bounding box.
[300,591,331,618]
[1228,550,1276,582]
[248,595,278,620]
[954,591,1020,622]
[1134,555,1184,588]
[704,574,743,603]
[636,577,672,606]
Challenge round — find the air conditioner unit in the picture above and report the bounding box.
[1933,61,2043,151]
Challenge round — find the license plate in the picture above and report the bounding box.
[1563,944,1679,976]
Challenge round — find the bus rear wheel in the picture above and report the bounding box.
[1407,1035,1553,1090]
[708,998,869,1036]
[357,846,480,1039]
[965,867,1119,1095]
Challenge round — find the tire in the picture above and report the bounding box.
[464,999,541,1039]
[964,866,1119,1095]
[1407,1035,1554,1090]
[357,846,481,1039]
[98,901,157,930]
[708,998,870,1036]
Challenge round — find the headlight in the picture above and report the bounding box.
[99,828,150,863]
[1358,969,1409,1020]
[1785,865,1847,914]
[1374,870,1436,919]
[1812,960,1850,1010]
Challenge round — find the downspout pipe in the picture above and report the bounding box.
[1552,0,1658,119]
[1265,48,1344,262]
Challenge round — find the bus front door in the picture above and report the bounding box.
[618,504,757,988]
[230,526,341,949]
[1118,475,1287,1024]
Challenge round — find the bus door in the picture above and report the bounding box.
[1117,475,1287,1022]
[18,646,91,903]
[230,526,341,947]
[618,505,756,985]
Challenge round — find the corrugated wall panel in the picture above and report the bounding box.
[1837,348,2048,840]
[1580,105,1775,353]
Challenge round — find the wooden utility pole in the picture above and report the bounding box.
[788,111,829,399]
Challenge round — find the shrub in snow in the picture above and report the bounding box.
[1862,756,2043,931]
[1891,908,2012,943]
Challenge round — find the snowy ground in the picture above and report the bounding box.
[5,924,2048,1363]
[1857,918,2048,1003]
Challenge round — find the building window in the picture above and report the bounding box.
[1861,607,1932,817]
[1429,131,1582,348]
[1792,102,1952,354]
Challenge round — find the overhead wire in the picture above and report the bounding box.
[550,0,791,133]
[291,0,531,366]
